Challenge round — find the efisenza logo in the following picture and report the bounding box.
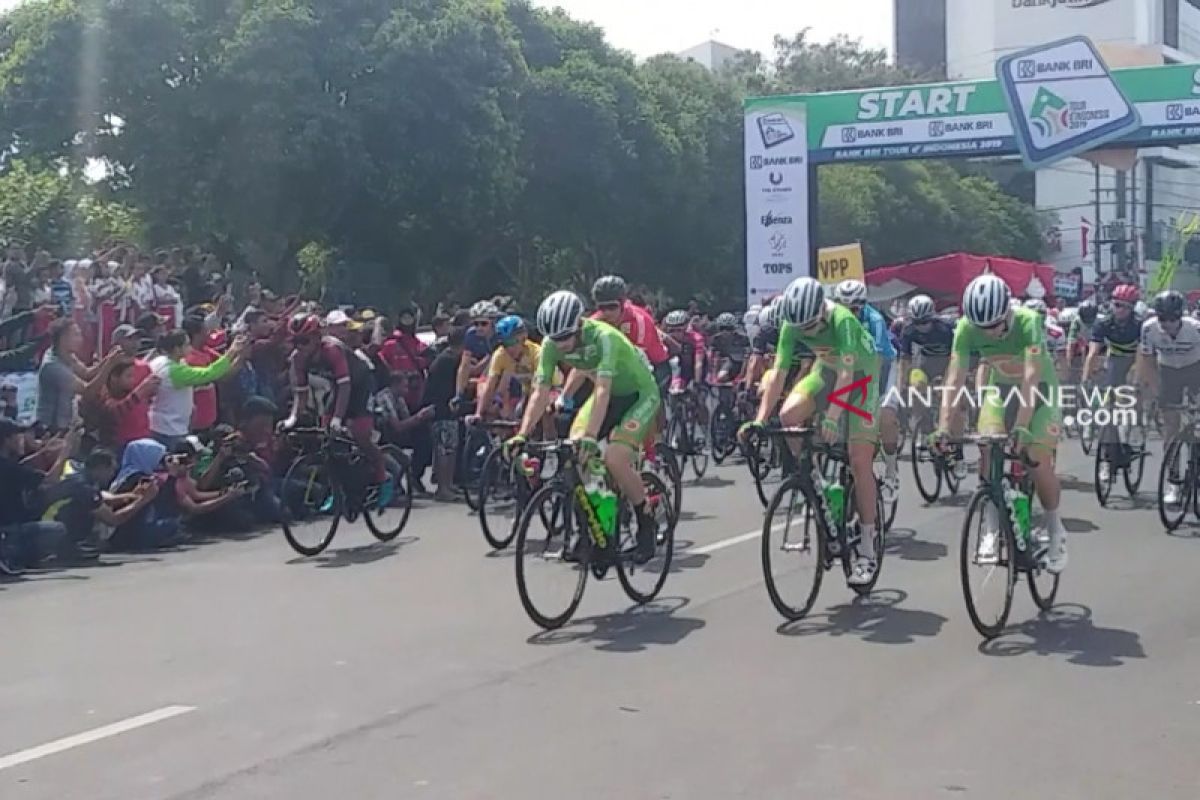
[760,211,793,227]
[1029,87,1070,138]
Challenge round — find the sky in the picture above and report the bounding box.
[0,0,893,57]
[530,0,893,59]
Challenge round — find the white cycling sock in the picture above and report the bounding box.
[884,450,898,477]
[1043,508,1063,539]
[859,524,877,560]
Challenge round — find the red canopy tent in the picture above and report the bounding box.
[864,252,1058,305]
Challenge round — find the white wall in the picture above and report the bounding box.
[945,0,996,78]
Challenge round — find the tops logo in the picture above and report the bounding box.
[761,211,793,227]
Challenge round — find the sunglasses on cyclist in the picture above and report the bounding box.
[597,301,621,312]
[1112,301,1132,309]
[473,319,492,328]
[549,331,577,343]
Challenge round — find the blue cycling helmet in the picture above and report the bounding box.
[495,314,526,343]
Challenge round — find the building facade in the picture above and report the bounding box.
[895,0,1200,291]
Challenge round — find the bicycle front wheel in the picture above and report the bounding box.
[959,489,1015,640]
[1094,437,1115,507]
[1158,436,1194,531]
[761,476,825,621]
[514,483,588,630]
[478,447,519,550]
[280,454,341,556]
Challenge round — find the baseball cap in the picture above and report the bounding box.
[324,309,362,330]
[112,324,138,340]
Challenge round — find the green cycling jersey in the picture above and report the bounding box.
[776,301,876,373]
[535,318,657,397]
[952,307,1058,387]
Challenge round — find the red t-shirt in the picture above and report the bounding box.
[186,346,220,430]
[590,302,669,365]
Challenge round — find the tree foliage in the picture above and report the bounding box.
[0,1,1043,308]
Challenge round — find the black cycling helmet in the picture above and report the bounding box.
[1154,290,1186,322]
[1077,303,1098,325]
[591,274,627,304]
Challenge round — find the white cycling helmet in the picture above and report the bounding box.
[1023,297,1047,315]
[1135,300,1148,318]
[907,294,935,321]
[743,305,761,327]
[535,291,585,339]
[663,309,689,328]
[469,300,501,320]
[833,279,868,306]
[963,274,1012,328]
[780,277,826,326]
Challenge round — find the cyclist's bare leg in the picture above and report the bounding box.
[848,441,879,532]
[604,441,647,507]
[777,393,817,457]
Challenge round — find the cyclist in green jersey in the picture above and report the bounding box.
[937,274,1066,573]
[509,290,660,563]
[739,277,882,586]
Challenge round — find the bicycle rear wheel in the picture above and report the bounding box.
[761,476,825,621]
[1027,549,1060,612]
[280,454,341,556]
[842,473,885,596]
[959,489,1015,639]
[514,483,588,630]
[709,404,737,464]
[617,472,675,604]
[364,445,413,541]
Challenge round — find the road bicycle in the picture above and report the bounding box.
[470,420,532,550]
[665,385,709,480]
[708,380,751,464]
[744,424,783,508]
[958,433,1058,640]
[279,428,413,556]
[909,387,965,504]
[1158,389,1200,531]
[512,439,676,630]
[1093,391,1148,506]
[760,425,886,621]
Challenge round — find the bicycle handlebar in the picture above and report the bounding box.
[962,433,1039,469]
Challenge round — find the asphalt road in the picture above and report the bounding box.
[2,437,1197,799]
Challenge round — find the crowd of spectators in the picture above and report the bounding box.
[0,241,502,575]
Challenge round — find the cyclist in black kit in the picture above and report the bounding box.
[707,312,750,385]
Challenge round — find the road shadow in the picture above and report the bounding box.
[1061,517,1100,534]
[919,491,971,509]
[776,589,948,645]
[668,538,712,573]
[677,510,717,523]
[978,603,1145,667]
[526,596,705,653]
[287,538,415,568]
[1057,474,1093,494]
[885,528,949,562]
[1166,523,1200,539]
[691,475,735,489]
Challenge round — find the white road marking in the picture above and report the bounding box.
[692,528,763,555]
[0,705,196,772]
